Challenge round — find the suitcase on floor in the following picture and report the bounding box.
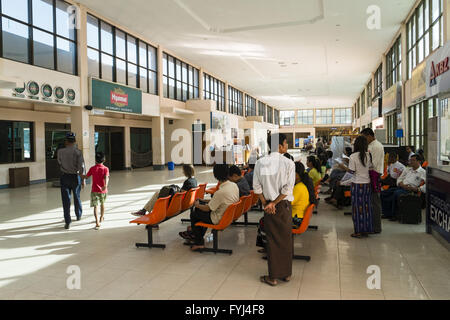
[397,193,422,224]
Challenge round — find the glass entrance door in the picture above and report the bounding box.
[45,123,71,181]
[95,126,124,171]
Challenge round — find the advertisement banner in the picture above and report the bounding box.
[91,78,142,114]
[426,41,450,98]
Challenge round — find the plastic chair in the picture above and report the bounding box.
[130,196,171,249]
[195,184,207,200]
[233,195,251,222]
[206,182,220,195]
[195,201,241,255]
[292,204,315,261]
[181,187,199,212]
[165,191,186,219]
[233,192,258,226]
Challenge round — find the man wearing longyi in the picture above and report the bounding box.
[253,133,296,286]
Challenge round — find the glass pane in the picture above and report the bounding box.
[33,28,54,69]
[116,59,126,84]
[87,48,99,78]
[432,22,440,50]
[418,38,424,62]
[100,22,113,55]
[176,60,182,80]
[115,30,126,59]
[424,32,430,57]
[148,46,157,71]
[2,18,29,63]
[101,53,113,81]
[0,121,13,163]
[168,78,175,99]
[127,63,137,87]
[13,122,32,161]
[182,63,188,83]
[33,0,54,32]
[149,71,157,95]
[2,0,29,22]
[182,83,188,101]
[432,0,440,21]
[87,15,98,49]
[139,67,148,92]
[127,35,137,63]
[163,76,168,97]
[168,56,175,78]
[138,42,147,68]
[194,69,199,87]
[176,80,182,100]
[56,0,75,40]
[162,53,167,76]
[418,4,424,37]
[424,0,430,30]
[57,37,75,74]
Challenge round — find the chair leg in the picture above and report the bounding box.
[293,255,311,261]
[344,212,352,216]
[181,207,193,224]
[136,225,166,249]
[233,212,259,226]
[200,230,232,255]
[308,225,319,231]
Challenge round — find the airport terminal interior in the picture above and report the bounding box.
[1,0,450,300]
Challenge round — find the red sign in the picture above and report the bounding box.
[110,90,128,107]
[430,57,449,86]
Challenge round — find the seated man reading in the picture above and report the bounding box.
[179,164,239,251]
[229,165,251,197]
[381,154,425,221]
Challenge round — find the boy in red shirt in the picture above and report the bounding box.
[83,152,109,230]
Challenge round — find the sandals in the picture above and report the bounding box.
[179,231,195,241]
[260,276,277,286]
[351,233,363,238]
[190,245,204,252]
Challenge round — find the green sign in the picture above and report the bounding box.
[91,78,142,114]
[27,81,40,96]
[66,89,76,104]
[41,84,53,101]
[55,86,64,102]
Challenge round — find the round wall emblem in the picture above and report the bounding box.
[14,83,26,94]
[41,84,53,98]
[27,81,40,96]
[55,86,65,100]
[66,89,76,101]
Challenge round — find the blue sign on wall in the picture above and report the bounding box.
[395,129,404,138]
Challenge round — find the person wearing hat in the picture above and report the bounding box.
[57,132,85,229]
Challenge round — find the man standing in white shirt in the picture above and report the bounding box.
[361,128,384,234]
[381,154,426,221]
[254,133,296,286]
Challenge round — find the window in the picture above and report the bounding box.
[361,90,366,115]
[0,0,77,74]
[386,37,402,88]
[316,109,333,124]
[335,108,352,124]
[298,110,313,125]
[386,113,398,145]
[374,64,383,98]
[245,95,257,117]
[204,74,225,112]
[258,102,266,122]
[367,80,372,106]
[409,102,428,152]
[228,86,243,116]
[267,106,273,124]
[280,111,295,126]
[274,109,280,126]
[407,0,444,79]
[0,121,34,164]
[162,52,198,101]
[87,14,158,94]
[356,98,361,119]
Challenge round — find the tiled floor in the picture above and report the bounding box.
[1,164,449,300]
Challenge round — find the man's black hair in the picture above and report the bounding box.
[95,152,105,163]
[213,164,229,181]
[249,163,255,170]
[284,153,294,161]
[267,133,287,151]
[360,128,375,137]
[229,165,241,177]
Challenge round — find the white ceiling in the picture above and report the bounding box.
[78,0,416,109]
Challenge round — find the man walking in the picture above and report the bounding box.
[361,128,384,234]
[57,132,85,230]
[254,133,296,286]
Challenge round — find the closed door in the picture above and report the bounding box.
[95,126,124,171]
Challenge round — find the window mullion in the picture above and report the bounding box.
[28,0,33,66]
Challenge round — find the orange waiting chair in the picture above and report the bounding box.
[233,192,259,226]
[181,187,199,213]
[194,201,241,255]
[181,183,208,224]
[130,196,171,249]
[292,204,315,261]
[232,194,252,224]
[206,182,221,195]
[164,191,186,219]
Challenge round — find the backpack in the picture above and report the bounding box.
[159,184,181,201]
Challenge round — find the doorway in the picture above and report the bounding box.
[45,123,71,181]
[94,126,125,171]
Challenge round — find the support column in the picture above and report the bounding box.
[73,4,91,169]
[152,115,165,170]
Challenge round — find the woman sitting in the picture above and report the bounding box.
[307,156,322,186]
[131,164,197,217]
[292,162,311,228]
[179,164,239,251]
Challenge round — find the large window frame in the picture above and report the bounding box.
[386,37,402,89]
[203,73,225,112]
[228,86,243,116]
[374,64,383,99]
[335,108,352,125]
[274,109,280,126]
[386,113,398,145]
[298,110,314,125]
[267,106,273,124]
[280,111,295,126]
[407,0,444,79]
[162,52,199,102]
[245,94,256,117]
[0,120,35,164]
[87,13,158,94]
[316,109,333,125]
[0,0,78,75]
[258,101,266,122]
[409,102,428,153]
